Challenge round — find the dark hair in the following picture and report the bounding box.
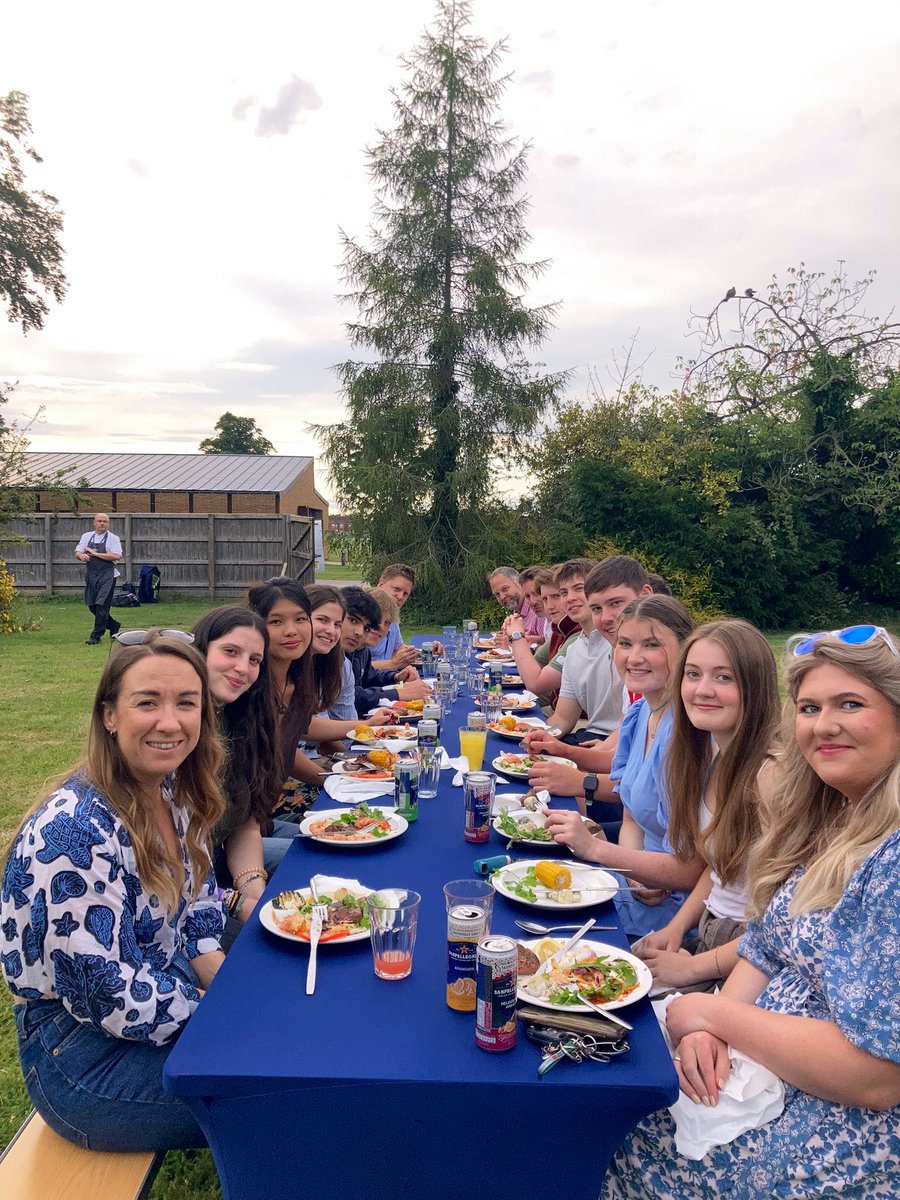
[379,563,415,586]
[530,568,557,592]
[247,577,315,778]
[518,565,546,584]
[191,607,282,841]
[647,572,672,596]
[341,586,382,629]
[555,558,599,585]
[666,621,779,882]
[304,584,348,713]
[584,555,650,597]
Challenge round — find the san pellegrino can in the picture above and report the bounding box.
[475,935,518,1051]
[446,904,486,1011]
[421,703,442,742]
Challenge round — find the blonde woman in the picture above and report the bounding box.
[1,631,225,1151]
[603,630,900,1200]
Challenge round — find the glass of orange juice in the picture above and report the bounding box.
[366,890,421,980]
[459,713,487,771]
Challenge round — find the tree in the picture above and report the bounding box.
[199,412,275,455]
[1,91,67,333]
[313,0,567,608]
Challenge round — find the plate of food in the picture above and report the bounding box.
[489,715,547,740]
[490,858,618,909]
[501,673,523,687]
[300,803,408,846]
[332,750,399,780]
[516,938,651,1012]
[259,883,373,944]
[492,807,598,848]
[476,648,513,662]
[350,722,417,751]
[475,636,499,650]
[367,699,425,721]
[491,752,576,780]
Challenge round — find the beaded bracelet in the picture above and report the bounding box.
[233,866,268,888]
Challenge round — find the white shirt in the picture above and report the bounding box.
[557,629,624,735]
[76,530,123,556]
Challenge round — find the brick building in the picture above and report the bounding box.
[23,451,329,532]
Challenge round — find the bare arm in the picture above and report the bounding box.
[546,695,582,738]
[191,950,225,990]
[224,818,267,920]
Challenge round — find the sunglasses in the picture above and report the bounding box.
[113,629,195,646]
[788,625,898,658]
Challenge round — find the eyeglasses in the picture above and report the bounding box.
[113,629,195,646]
[788,625,898,658]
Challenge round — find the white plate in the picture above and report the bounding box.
[366,705,424,722]
[299,806,408,847]
[491,858,617,909]
[501,674,523,688]
[491,792,528,816]
[476,649,513,661]
[350,737,417,752]
[492,807,591,848]
[491,753,576,781]
[489,716,547,741]
[516,938,652,1012]
[332,759,398,781]
[259,887,374,945]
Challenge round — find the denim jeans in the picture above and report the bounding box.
[14,989,206,1152]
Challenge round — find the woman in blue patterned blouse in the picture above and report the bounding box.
[602,632,900,1200]
[1,630,226,1152]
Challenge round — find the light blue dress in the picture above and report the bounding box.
[609,700,686,939]
[602,830,900,1200]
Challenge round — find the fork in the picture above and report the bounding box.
[305,878,329,996]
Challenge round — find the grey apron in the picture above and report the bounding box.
[84,533,116,609]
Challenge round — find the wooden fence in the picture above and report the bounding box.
[3,513,314,596]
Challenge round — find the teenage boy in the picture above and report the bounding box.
[502,567,580,705]
[368,564,420,670]
[340,587,431,716]
[488,566,545,644]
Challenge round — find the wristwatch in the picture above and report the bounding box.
[583,773,599,806]
[510,631,524,642]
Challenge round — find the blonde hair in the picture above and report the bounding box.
[747,637,900,919]
[366,586,400,626]
[16,632,225,915]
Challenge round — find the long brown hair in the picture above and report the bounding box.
[665,620,780,882]
[748,637,900,918]
[305,583,348,713]
[17,632,225,915]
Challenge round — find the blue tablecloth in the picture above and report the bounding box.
[164,640,677,1200]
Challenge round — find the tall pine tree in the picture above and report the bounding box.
[315,0,566,607]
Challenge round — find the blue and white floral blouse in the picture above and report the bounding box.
[1,775,224,1046]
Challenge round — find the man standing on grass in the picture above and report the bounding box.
[74,513,122,645]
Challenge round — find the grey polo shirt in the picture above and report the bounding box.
[557,629,623,735]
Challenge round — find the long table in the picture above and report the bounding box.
[164,644,677,1200]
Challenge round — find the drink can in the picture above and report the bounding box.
[466,711,486,731]
[489,661,505,686]
[394,760,419,821]
[446,904,486,1011]
[422,702,442,740]
[421,641,435,677]
[463,771,494,843]
[417,718,438,753]
[475,935,518,1051]
[436,659,451,680]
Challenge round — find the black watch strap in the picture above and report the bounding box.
[583,773,599,805]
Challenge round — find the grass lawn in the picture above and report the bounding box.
[0,594,444,1200]
[314,560,361,581]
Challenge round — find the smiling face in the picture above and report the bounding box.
[103,655,202,791]
[522,579,544,617]
[378,574,412,609]
[310,601,344,655]
[539,581,563,623]
[490,573,523,612]
[264,599,312,665]
[794,662,900,804]
[614,617,682,704]
[681,638,743,747]
[558,576,589,625]
[588,584,643,644]
[205,626,265,706]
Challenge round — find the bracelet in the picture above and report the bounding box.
[236,872,267,893]
[232,867,268,888]
[713,946,721,977]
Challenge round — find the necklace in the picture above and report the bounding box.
[647,701,668,741]
[275,674,292,717]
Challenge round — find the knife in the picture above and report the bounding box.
[533,916,597,977]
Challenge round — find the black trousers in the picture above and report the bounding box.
[88,603,120,640]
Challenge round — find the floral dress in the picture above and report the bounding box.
[602,830,900,1200]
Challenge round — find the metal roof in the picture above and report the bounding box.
[20,452,314,494]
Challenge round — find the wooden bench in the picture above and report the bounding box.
[0,1111,161,1200]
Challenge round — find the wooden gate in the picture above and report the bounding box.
[286,515,314,584]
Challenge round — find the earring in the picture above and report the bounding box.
[108,729,117,738]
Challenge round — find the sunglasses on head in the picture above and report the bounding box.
[787,625,898,658]
[113,629,195,646]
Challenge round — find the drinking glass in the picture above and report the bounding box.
[465,667,483,697]
[482,692,503,727]
[367,890,421,980]
[417,747,440,799]
[433,676,454,710]
[459,716,487,771]
[443,879,494,933]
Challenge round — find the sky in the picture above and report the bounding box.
[2,0,899,505]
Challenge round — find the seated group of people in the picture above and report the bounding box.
[1,555,898,1200]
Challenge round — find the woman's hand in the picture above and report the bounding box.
[395,679,432,701]
[367,709,395,727]
[543,808,602,860]
[673,1031,731,1107]
[639,946,701,987]
[631,880,673,906]
[527,760,585,797]
[665,992,719,1043]
[632,926,683,956]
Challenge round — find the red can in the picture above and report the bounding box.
[463,771,494,843]
[475,935,518,1051]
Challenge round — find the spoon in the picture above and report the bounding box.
[515,920,616,934]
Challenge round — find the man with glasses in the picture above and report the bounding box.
[74,513,123,645]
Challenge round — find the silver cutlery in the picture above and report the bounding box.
[305,879,328,996]
[515,920,616,934]
[564,984,633,1032]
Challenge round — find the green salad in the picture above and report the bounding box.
[495,809,553,849]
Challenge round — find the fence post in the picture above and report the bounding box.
[44,514,53,593]
[207,515,215,598]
